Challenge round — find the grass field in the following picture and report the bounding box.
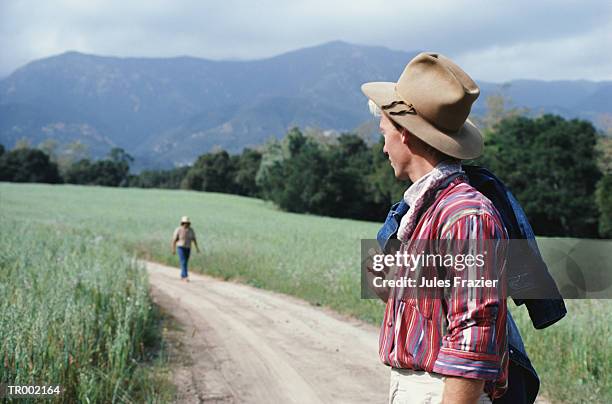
[0,182,610,403]
[0,216,173,403]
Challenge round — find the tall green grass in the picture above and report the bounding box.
[0,216,169,403]
[510,300,611,403]
[1,183,610,403]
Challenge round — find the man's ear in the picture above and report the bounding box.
[400,129,410,145]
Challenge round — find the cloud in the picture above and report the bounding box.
[456,25,612,82]
[0,0,611,81]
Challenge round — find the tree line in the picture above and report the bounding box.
[0,144,133,187]
[1,113,610,238]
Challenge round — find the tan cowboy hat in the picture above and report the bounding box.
[180,216,190,224]
[361,52,483,159]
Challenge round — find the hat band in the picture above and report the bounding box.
[385,90,463,134]
[381,100,417,116]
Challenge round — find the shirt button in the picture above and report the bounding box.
[387,321,393,327]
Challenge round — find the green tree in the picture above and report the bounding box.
[596,136,612,175]
[255,129,409,221]
[256,128,332,214]
[58,141,90,172]
[106,147,133,186]
[474,90,528,134]
[108,147,134,165]
[64,159,95,184]
[38,139,59,162]
[256,139,286,200]
[91,160,130,186]
[595,112,612,136]
[0,148,62,183]
[64,159,124,186]
[233,148,262,197]
[182,150,236,192]
[14,137,31,149]
[480,114,602,237]
[64,149,132,187]
[275,132,331,214]
[596,174,612,238]
[128,166,189,189]
[324,134,381,219]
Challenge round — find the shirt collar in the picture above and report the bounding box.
[403,160,463,207]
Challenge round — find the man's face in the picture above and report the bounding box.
[380,114,411,180]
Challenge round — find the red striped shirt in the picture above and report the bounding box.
[379,177,509,399]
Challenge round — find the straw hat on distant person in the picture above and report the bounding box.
[180,216,190,225]
[361,52,483,159]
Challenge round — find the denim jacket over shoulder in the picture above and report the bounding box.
[376,165,567,404]
[462,165,566,329]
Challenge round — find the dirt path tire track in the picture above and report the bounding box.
[146,261,389,404]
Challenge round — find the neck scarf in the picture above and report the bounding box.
[397,161,465,242]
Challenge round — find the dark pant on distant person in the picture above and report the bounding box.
[177,246,191,278]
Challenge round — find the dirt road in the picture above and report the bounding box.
[146,261,389,404]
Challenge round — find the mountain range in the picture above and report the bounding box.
[1,41,610,170]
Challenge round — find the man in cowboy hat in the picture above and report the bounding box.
[171,216,200,282]
[362,53,508,404]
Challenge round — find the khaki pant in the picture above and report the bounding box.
[389,368,492,404]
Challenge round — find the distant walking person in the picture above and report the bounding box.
[171,216,200,282]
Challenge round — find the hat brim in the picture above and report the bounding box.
[361,82,483,160]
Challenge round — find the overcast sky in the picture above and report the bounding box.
[1,0,611,82]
